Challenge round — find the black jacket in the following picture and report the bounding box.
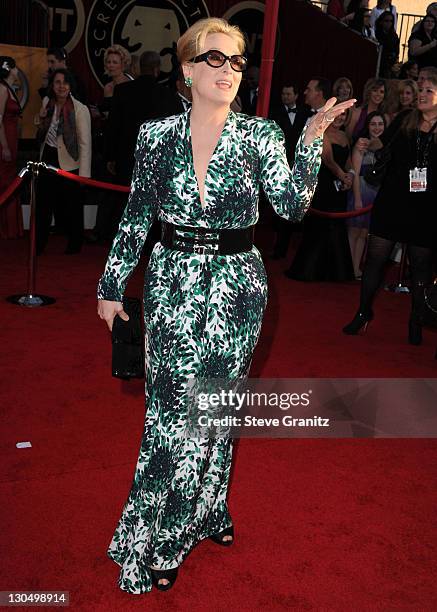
[239,86,258,116]
[269,104,312,163]
[105,75,184,182]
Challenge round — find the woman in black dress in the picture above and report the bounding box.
[375,11,400,78]
[343,74,437,345]
[286,110,355,281]
[408,14,437,71]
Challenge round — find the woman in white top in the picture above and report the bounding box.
[35,69,91,254]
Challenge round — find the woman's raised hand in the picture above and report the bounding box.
[304,97,357,145]
[97,299,129,331]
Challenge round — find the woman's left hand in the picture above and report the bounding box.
[303,97,357,145]
[342,173,354,190]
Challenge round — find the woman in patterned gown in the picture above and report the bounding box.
[97,18,354,593]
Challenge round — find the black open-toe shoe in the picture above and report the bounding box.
[209,525,234,547]
[150,567,178,591]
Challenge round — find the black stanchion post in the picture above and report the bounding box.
[384,243,410,294]
[7,162,56,307]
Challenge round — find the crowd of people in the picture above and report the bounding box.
[0,4,436,345]
[327,1,437,78]
[0,12,436,595]
[269,65,437,347]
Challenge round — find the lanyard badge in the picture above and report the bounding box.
[411,122,437,193]
[409,167,427,192]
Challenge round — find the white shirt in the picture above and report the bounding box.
[45,107,59,148]
[285,104,297,126]
[362,26,377,41]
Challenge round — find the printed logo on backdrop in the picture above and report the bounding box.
[86,0,209,88]
[46,0,86,53]
[222,1,270,66]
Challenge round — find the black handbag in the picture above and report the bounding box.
[363,146,392,187]
[424,281,437,328]
[363,120,405,187]
[111,296,144,379]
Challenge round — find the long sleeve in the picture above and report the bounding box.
[76,103,92,177]
[257,119,322,222]
[97,124,158,301]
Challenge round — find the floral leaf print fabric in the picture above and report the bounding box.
[97,110,322,593]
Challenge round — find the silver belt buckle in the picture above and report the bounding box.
[193,242,207,254]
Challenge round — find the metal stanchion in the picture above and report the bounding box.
[384,243,410,293]
[7,162,56,307]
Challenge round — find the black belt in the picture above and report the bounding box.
[160,222,254,255]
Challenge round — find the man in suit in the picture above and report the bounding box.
[105,51,183,184]
[281,77,332,272]
[239,65,260,115]
[270,83,311,163]
[270,83,312,259]
[303,77,331,123]
[97,51,183,245]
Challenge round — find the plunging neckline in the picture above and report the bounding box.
[186,109,233,211]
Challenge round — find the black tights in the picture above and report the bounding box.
[359,234,433,319]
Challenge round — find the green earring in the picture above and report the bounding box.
[185,76,193,88]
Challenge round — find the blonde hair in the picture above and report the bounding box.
[333,77,353,100]
[398,79,418,104]
[385,79,418,115]
[177,18,245,65]
[104,45,131,73]
[362,77,386,107]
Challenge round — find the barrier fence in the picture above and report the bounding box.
[310,2,422,66]
[1,163,409,307]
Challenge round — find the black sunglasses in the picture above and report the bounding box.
[191,49,247,72]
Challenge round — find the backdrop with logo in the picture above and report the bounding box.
[41,0,377,107]
[1,1,377,139]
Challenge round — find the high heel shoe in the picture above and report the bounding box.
[209,525,234,547]
[408,318,423,346]
[342,310,374,335]
[150,567,178,591]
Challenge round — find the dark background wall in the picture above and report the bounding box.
[1,0,378,106]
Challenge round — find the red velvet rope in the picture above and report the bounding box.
[55,168,374,218]
[308,204,373,218]
[54,169,130,192]
[0,176,25,208]
[1,166,374,220]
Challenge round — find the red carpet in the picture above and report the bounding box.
[1,233,436,611]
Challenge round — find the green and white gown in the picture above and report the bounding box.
[97,109,322,594]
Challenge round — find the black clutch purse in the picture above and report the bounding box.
[363,123,403,188]
[363,146,392,187]
[424,281,437,328]
[112,296,144,379]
